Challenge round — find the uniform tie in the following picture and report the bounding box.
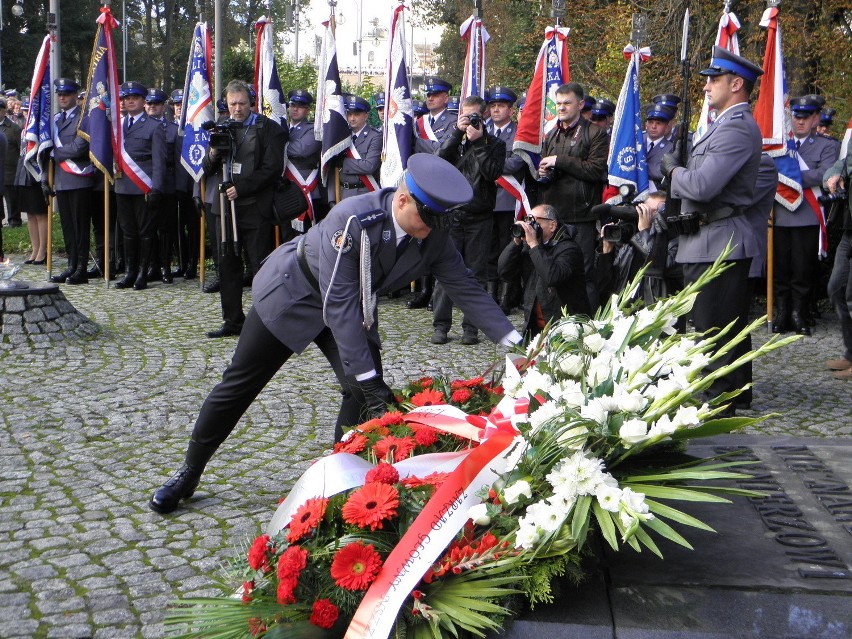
[352,134,357,144]
[60,111,67,124]
[429,116,435,128]
[396,234,410,259]
[495,127,502,137]
[795,139,801,151]
[126,116,134,130]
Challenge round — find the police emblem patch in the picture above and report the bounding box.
[382,230,392,243]
[331,229,354,253]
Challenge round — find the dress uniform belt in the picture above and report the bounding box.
[296,236,320,291]
[697,206,744,225]
[340,181,364,189]
[130,154,152,162]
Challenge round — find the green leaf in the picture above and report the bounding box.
[621,469,751,482]
[671,417,766,440]
[633,525,663,558]
[592,502,619,551]
[571,495,592,544]
[645,499,716,532]
[644,514,694,549]
[625,484,731,503]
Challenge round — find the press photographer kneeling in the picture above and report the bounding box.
[594,191,681,305]
[498,204,591,338]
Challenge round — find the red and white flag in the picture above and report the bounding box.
[841,115,852,160]
[458,15,489,99]
[693,8,740,143]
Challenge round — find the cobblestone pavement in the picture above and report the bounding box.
[1,256,849,638]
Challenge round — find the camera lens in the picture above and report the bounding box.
[511,223,525,238]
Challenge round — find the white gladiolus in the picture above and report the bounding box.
[619,418,649,446]
[615,387,646,413]
[621,487,651,515]
[527,501,564,533]
[503,479,532,504]
[468,503,491,526]
[672,405,701,428]
[515,522,542,549]
[648,414,677,438]
[595,484,622,512]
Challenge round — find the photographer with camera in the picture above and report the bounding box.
[201,80,287,338]
[431,95,506,346]
[823,142,852,379]
[498,204,590,338]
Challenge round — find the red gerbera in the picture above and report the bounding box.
[410,388,445,407]
[330,542,383,590]
[417,376,434,388]
[287,497,328,543]
[365,462,400,485]
[451,388,472,403]
[373,435,417,462]
[333,433,369,454]
[342,482,399,530]
[414,425,439,447]
[310,598,340,630]
[247,534,273,572]
[379,410,405,426]
[356,419,391,436]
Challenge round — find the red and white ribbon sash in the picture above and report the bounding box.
[496,174,532,220]
[346,144,380,192]
[119,140,153,193]
[416,116,438,142]
[54,123,95,176]
[285,162,318,221]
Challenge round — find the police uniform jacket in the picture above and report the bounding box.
[339,125,381,195]
[0,116,21,186]
[644,134,670,188]
[252,188,517,378]
[488,121,527,212]
[672,103,762,264]
[160,119,179,195]
[51,107,94,191]
[744,153,779,277]
[115,112,167,196]
[775,133,838,228]
[540,117,609,224]
[414,109,457,154]
[173,130,194,195]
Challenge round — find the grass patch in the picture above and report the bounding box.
[2,214,66,256]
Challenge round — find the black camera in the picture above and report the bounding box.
[593,203,640,245]
[205,118,244,152]
[466,113,482,129]
[512,217,543,242]
[818,189,847,204]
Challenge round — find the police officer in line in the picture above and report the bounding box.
[373,91,385,129]
[169,89,200,280]
[412,99,428,118]
[581,95,596,121]
[660,45,764,411]
[144,88,179,284]
[335,95,381,202]
[817,108,837,140]
[49,78,95,285]
[285,89,323,225]
[149,153,522,514]
[202,79,287,338]
[113,81,167,291]
[644,103,674,189]
[771,95,839,336]
[653,93,682,141]
[589,98,615,134]
[414,77,456,153]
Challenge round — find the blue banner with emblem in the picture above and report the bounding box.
[179,22,214,182]
[23,35,53,181]
[607,50,649,200]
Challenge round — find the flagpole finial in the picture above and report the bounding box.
[767,0,780,7]
[473,0,482,18]
[550,0,566,24]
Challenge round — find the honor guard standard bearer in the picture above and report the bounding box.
[772,96,838,336]
[415,77,457,153]
[336,95,381,202]
[49,78,95,285]
[149,153,522,514]
[114,81,168,291]
[660,46,764,409]
[645,103,673,190]
[285,89,323,226]
[202,80,287,338]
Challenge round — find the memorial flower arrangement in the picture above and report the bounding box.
[167,259,798,639]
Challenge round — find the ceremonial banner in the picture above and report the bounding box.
[513,26,570,174]
[315,17,350,187]
[254,17,288,127]
[379,4,413,188]
[841,115,851,160]
[607,47,649,200]
[179,22,214,182]
[754,6,803,211]
[458,14,489,99]
[80,7,122,181]
[694,9,740,144]
[23,35,53,181]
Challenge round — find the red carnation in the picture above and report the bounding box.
[330,542,383,590]
[277,545,308,579]
[342,482,400,530]
[414,426,439,447]
[247,534,272,572]
[277,577,298,604]
[365,462,400,485]
[287,497,328,543]
[373,435,417,462]
[310,598,340,630]
[411,388,445,407]
[417,376,434,388]
[334,433,369,454]
[451,388,472,404]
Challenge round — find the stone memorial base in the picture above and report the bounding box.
[0,281,99,347]
[493,435,852,639]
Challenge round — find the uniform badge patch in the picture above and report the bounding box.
[331,229,354,253]
[382,230,392,243]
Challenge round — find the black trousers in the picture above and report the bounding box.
[572,221,600,312]
[684,259,752,403]
[175,190,199,268]
[56,188,92,270]
[773,226,819,308]
[190,307,382,447]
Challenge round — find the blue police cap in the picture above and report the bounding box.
[21,99,30,109]
[485,86,517,105]
[652,93,681,109]
[216,98,227,113]
[790,96,821,115]
[447,95,460,113]
[404,153,473,219]
[411,100,428,117]
[145,88,168,103]
[77,91,86,101]
[517,93,526,111]
[373,92,386,108]
[820,108,836,126]
[54,77,80,94]
[424,77,451,95]
[591,98,615,117]
[803,94,826,109]
[119,81,148,98]
[170,89,183,104]
[582,95,596,111]
[645,104,673,122]
[343,94,371,112]
[699,46,763,83]
[288,89,313,105]
[4,89,18,98]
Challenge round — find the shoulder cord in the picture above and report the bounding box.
[321,215,375,330]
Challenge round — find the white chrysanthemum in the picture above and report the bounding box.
[583,332,606,353]
[546,465,580,501]
[575,455,606,494]
[529,400,562,429]
[527,501,564,533]
[467,503,491,526]
[503,479,532,504]
[619,418,649,446]
[595,483,622,512]
[515,520,542,549]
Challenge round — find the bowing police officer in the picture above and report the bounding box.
[644,104,673,189]
[661,46,764,411]
[49,77,95,285]
[336,95,381,202]
[149,153,522,514]
[414,77,457,153]
[114,81,167,290]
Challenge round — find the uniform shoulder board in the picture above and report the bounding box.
[818,133,838,142]
[731,112,744,120]
[353,208,386,228]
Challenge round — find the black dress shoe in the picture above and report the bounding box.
[202,279,220,293]
[149,465,203,514]
[791,311,811,336]
[24,259,35,264]
[32,258,47,265]
[161,268,174,284]
[133,272,148,290]
[66,271,89,285]
[206,324,242,338]
[51,268,74,283]
[114,271,138,289]
[407,291,431,309]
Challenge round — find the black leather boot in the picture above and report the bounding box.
[791,303,811,336]
[160,235,173,283]
[183,258,197,280]
[135,238,152,290]
[66,265,89,285]
[115,239,138,289]
[498,282,513,315]
[149,441,218,514]
[772,299,790,334]
[407,275,433,309]
[486,281,498,303]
